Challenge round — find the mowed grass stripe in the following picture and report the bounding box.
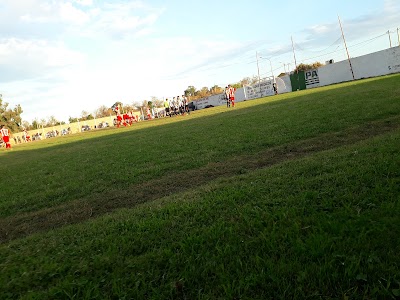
[1,115,400,243]
[0,75,400,221]
[0,130,399,299]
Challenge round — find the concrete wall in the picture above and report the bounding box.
[244,78,275,100]
[195,88,247,109]
[319,46,400,86]
[276,75,292,94]
[11,112,140,141]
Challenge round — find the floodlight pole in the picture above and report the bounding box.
[291,36,300,90]
[256,51,261,95]
[264,57,274,80]
[338,15,355,80]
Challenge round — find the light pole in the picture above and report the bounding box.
[256,51,261,94]
[279,62,287,74]
[263,57,274,79]
[259,56,274,81]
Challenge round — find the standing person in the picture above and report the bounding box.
[225,86,230,108]
[172,97,178,116]
[0,125,11,149]
[146,106,152,120]
[228,84,236,107]
[23,129,31,142]
[113,104,123,128]
[178,96,185,115]
[273,82,278,95]
[164,98,170,117]
[183,95,190,115]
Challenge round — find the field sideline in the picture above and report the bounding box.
[0,74,399,299]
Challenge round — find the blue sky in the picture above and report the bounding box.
[0,0,399,123]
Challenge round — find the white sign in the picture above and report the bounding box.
[244,78,274,100]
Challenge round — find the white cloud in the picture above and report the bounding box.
[309,25,330,35]
[19,1,90,25]
[59,2,90,24]
[74,0,93,6]
[0,38,86,82]
[80,3,164,39]
[384,0,400,12]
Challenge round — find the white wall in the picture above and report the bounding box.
[244,78,275,100]
[195,88,247,109]
[277,75,292,93]
[319,46,400,86]
[194,47,400,110]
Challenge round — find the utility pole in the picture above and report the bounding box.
[291,36,298,70]
[256,51,261,95]
[266,58,274,79]
[387,30,392,48]
[338,15,355,80]
[291,36,300,90]
[282,63,286,74]
[397,28,399,47]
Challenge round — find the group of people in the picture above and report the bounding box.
[0,126,33,149]
[0,125,11,149]
[225,85,236,108]
[113,106,140,128]
[1,88,237,149]
[164,95,190,117]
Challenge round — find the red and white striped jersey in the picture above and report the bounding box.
[0,128,9,137]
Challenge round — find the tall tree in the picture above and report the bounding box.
[95,105,112,118]
[69,116,79,123]
[0,95,23,132]
[294,62,324,72]
[198,87,210,98]
[47,115,59,126]
[184,86,196,98]
[210,85,223,94]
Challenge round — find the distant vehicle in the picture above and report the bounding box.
[81,125,91,132]
[98,122,109,129]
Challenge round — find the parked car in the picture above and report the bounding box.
[81,125,91,132]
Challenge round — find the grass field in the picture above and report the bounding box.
[0,75,399,299]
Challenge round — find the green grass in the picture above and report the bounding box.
[0,74,400,299]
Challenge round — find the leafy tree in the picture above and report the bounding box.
[184,86,196,98]
[95,105,112,118]
[132,102,142,110]
[141,100,148,108]
[197,87,210,98]
[240,77,251,86]
[151,96,163,108]
[121,104,136,113]
[231,83,242,89]
[294,62,324,73]
[0,95,23,132]
[31,119,39,130]
[22,121,31,130]
[210,85,223,94]
[47,115,59,126]
[69,116,79,123]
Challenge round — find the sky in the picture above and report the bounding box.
[0,0,399,123]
